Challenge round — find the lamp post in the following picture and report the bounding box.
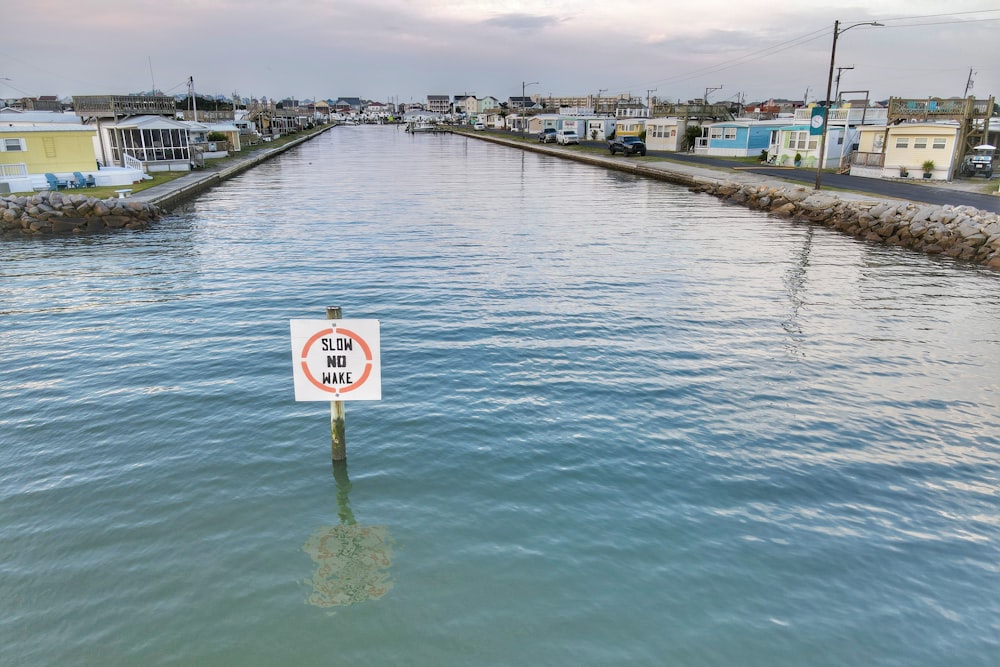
[521,80,538,138]
[815,20,882,190]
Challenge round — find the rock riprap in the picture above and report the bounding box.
[1,191,161,235]
[692,181,1000,269]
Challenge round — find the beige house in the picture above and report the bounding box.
[645,117,697,152]
[850,122,961,181]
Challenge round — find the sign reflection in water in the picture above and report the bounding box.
[302,461,394,609]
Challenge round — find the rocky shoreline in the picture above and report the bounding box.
[692,181,1000,269]
[1,190,161,235]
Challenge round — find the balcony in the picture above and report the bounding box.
[792,107,887,125]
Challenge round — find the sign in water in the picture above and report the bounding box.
[290,319,382,401]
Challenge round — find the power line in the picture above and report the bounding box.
[872,17,1000,29]
[624,26,831,91]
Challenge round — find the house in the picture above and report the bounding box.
[508,96,534,110]
[100,115,193,172]
[181,120,241,155]
[527,114,562,135]
[455,95,478,116]
[584,117,616,141]
[850,122,962,181]
[645,117,699,152]
[477,96,500,113]
[479,111,506,129]
[333,98,362,114]
[767,104,889,168]
[614,118,647,139]
[0,109,104,192]
[426,95,451,114]
[696,119,788,157]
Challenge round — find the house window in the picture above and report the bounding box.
[1,138,25,152]
[895,137,909,149]
[932,138,946,149]
[788,131,818,151]
[710,128,723,139]
[914,138,927,149]
[724,128,737,140]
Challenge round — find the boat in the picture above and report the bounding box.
[405,120,439,133]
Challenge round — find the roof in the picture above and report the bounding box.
[108,115,191,130]
[0,110,83,125]
[0,124,95,134]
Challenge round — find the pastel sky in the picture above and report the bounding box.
[2,0,998,105]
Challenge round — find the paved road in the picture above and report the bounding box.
[605,147,1000,214]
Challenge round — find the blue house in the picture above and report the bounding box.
[695,119,789,157]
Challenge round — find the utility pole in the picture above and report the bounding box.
[188,76,197,122]
[834,65,854,102]
[704,85,722,104]
[964,67,975,97]
[646,88,657,115]
[596,88,606,116]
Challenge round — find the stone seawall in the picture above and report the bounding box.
[692,181,1000,269]
[1,190,161,235]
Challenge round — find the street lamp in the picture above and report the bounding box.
[814,20,882,190]
[521,81,538,138]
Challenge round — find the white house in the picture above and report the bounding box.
[645,117,698,152]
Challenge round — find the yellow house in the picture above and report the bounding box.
[1,124,98,191]
[852,122,960,181]
[614,118,647,138]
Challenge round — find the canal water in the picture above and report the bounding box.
[2,126,998,666]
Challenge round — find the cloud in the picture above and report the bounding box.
[481,13,565,32]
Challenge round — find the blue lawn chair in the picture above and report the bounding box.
[73,172,95,188]
[45,173,68,190]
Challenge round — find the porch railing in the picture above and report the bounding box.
[792,107,888,124]
[850,152,885,168]
[123,153,144,171]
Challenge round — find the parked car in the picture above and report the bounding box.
[556,130,580,145]
[538,128,557,143]
[609,136,646,156]
[473,122,486,131]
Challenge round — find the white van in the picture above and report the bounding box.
[556,130,579,145]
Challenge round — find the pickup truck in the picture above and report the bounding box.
[609,136,647,156]
[538,128,557,143]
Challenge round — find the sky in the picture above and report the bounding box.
[2,0,998,106]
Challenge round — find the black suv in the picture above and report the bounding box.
[538,128,558,143]
[609,136,646,156]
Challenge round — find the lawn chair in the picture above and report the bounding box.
[73,172,95,188]
[44,173,68,190]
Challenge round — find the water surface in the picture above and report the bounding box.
[2,126,998,666]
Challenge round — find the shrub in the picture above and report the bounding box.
[207,131,227,142]
[922,160,935,173]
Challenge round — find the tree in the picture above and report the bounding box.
[682,125,702,151]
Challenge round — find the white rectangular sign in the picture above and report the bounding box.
[290,319,381,401]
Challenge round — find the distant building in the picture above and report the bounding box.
[426,95,451,113]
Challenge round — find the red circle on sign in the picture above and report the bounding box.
[299,326,373,396]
